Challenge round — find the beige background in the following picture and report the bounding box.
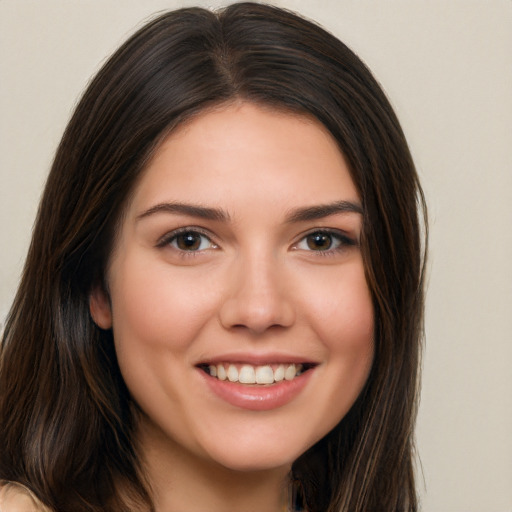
[1,1,511,510]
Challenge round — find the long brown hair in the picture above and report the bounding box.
[0,3,426,511]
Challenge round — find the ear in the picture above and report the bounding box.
[89,284,113,329]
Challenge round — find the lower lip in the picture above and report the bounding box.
[199,369,314,411]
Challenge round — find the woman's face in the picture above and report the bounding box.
[90,102,374,473]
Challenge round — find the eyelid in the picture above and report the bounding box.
[292,228,358,252]
[155,226,357,255]
[156,226,218,250]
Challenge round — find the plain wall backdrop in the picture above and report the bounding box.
[1,1,511,511]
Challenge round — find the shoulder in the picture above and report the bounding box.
[0,482,51,512]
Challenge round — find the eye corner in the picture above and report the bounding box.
[292,228,358,256]
[156,227,219,253]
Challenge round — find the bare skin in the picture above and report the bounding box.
[91,102,374,511]
[139,418,290,512]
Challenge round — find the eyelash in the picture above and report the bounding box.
[156,227,357,256]
[156,227,217,254]
[293,229,357,256]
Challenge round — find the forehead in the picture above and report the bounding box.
[128,102,359,217]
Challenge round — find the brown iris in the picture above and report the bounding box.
[306,232,333,251]
[176,232,203,250]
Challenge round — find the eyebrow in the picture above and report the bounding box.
[285,200,363,223]
[136,202,230,222]
[136,199,362,224]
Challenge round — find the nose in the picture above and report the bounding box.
[218,252,295,335]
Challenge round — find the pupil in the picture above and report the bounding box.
[177,233,201,250]
[307,233,332,250]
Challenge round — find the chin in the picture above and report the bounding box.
[213,453,294,474]
[200,433,315,474]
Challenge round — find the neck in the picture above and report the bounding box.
[136,419,292,512]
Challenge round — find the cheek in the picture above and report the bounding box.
[299,262,374,352]
[108,257,222,356]
[285,263,374,445]
[297,261,374,413]
[107,258,223,423]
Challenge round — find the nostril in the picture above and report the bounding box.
[219,295,295,334]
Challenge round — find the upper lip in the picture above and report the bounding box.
[195,352,320,366]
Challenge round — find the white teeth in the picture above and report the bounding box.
[284,364,297,381]
[207,363,306,384]
[239,365,256,384]
[217,365,227,381]
[227,364,239,382]
[274,364,285,382]
[255,365,274,384]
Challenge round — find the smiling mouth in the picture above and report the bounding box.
[198,362,316,385]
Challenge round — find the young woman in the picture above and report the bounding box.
[0,3,426,511]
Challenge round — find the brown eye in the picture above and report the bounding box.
[306,232,335,251]
[168,231,215,251]
[176,232,202,250]
[295,230,354,253]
